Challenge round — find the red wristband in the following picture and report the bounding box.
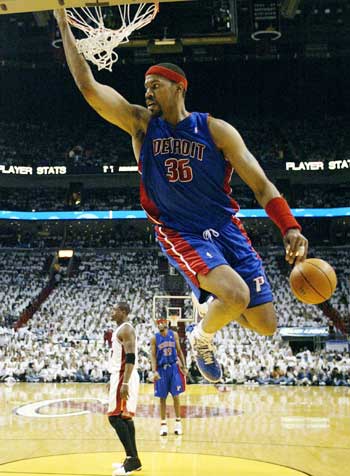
[265,197,301,236]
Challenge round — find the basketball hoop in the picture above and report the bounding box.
[251,30,281,41]
[66,2,159,71]
[152,295,194,326]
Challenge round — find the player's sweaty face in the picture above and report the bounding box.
[144,76,174,116]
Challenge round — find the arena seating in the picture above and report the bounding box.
[1,183,350,212]
[1,116,349,172]
[1,246,349,385]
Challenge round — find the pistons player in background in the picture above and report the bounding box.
[151,318,187,436]
[107,302,141,476]
[55,9,309,384]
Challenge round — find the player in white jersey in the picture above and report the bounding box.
[107,302,141,476]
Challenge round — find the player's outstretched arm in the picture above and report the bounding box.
[54,9,149,136]
[208,117,308,264]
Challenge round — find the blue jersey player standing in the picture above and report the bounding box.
[56,9,309,384]
[151,318,187,436]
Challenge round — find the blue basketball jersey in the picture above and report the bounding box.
[139,112,239,233]
[156,330,177,367]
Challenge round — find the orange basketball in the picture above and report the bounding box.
[289,258,337,304]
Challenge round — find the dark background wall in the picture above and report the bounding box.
[1,57,349,124]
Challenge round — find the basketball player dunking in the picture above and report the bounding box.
[55,9,308,384]
[107,303,141,476]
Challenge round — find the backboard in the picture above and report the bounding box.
[0,0,190,15]
[152,295,195,326]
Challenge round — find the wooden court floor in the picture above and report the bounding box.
[1,383,349,476]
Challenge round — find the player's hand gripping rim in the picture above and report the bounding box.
[53,8,67,23]
[283,228,308,265]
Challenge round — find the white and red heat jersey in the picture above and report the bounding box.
[107,322,139,417]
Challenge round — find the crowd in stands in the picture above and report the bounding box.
[0,120,127,169]
[0,246,349,386]
[0,221,155,249]
[63,222,153,249]
[0,187,142,213]
[1,116,349,171]
[0,251,50,327]
[187,335,350,387]
[279,116,346,164]
[293,184,350,208]
[2,215,349,251]
[1,182,350,213]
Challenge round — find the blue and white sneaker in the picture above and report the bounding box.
[189,330,222,383]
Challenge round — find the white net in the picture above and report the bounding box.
[66,3,159,72]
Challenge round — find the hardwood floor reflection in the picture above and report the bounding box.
[0,383,349,476]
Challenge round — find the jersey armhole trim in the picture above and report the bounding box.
[206,114,227,162]
[116,322,134,345]
[138,116,155,165]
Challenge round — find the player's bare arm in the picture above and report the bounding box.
[54,9,150,139]
[208,117,308,264]
[150,336,160,381]
[174,332,187,373]
[208,117,280,206]
[117,325,136,399]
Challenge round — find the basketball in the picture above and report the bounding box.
[289,258,337,304]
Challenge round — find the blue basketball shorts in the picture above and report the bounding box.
[154,363,185,398]
[155,215,273,308]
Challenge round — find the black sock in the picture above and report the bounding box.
[125,419,138,458]
[108,415,134,457]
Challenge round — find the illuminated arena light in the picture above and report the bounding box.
[0,208,349,221]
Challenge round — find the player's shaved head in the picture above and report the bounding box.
[116,302,131,314]
[154,63,186,78]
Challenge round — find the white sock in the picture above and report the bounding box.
[195,320,214,340]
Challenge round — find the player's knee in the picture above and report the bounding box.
[256,316,277,336]
[236,286,250,311]
[108,414,122,430]
[219,281,250,313]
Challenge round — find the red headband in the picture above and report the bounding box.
[145,65,188,91]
